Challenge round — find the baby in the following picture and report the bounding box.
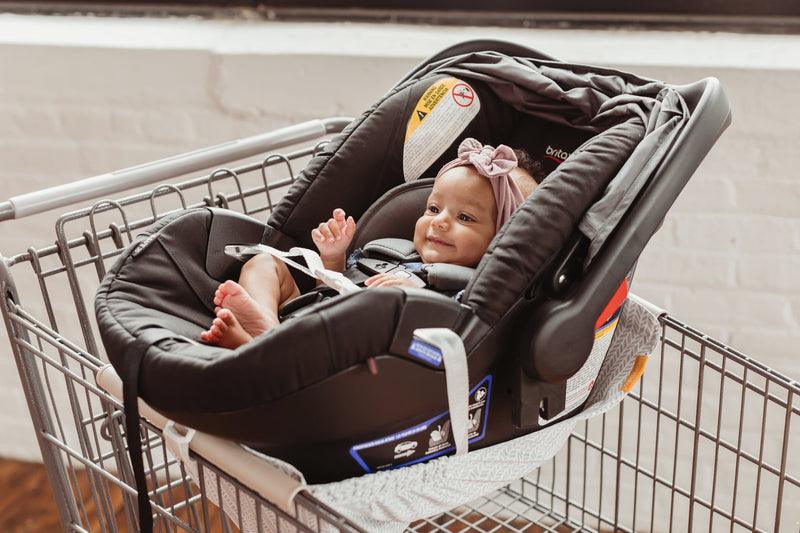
[201,138,542,349]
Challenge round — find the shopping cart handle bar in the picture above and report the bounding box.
[0,117,353,222]
[0,202,12,222]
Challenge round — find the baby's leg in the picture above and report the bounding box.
[214,254,300,337]
[239,252,301,309]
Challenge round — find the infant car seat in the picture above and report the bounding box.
[96,40,730,496]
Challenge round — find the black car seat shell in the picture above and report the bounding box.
[95,41,731,485]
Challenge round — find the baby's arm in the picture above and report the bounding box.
[311,208,356,273]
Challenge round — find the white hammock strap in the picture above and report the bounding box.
[412,328,470,456]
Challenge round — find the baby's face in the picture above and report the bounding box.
[413,166,498,267]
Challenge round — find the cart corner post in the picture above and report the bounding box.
[0,255,86,530]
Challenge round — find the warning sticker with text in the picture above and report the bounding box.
[539,312,621,427]
[403,77,480,182]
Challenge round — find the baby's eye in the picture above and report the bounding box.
[458,213,475,222]
[426,205,440,214]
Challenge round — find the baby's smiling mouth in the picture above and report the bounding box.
[427,235,452,247]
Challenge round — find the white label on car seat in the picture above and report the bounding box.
[539,310,621,426]
[403,77,481,182]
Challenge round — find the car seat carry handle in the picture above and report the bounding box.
[522,77,731,385]
[394,39,559,89]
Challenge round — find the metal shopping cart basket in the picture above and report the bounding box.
[2,118,799,533]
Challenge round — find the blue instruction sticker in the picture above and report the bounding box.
[349,375,492,473]
[408,339,443,366]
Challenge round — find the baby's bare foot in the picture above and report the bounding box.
[213,280,279,337]
[200,308,254,349]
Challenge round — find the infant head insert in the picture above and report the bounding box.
[95,40,731,484]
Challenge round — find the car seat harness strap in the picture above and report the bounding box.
[226,244,361,294]
[227,238,477,296]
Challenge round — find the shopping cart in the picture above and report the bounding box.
[2,118,798,533]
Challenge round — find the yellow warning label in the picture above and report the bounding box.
[405,77,457,141]
[402,78,480,181]
[621,355,649,393]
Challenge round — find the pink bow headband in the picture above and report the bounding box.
[436,138,525,232]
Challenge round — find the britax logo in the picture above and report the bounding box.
[545,145,571,163]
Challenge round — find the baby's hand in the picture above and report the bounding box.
[364,272,420,289]
[311,208,356,262]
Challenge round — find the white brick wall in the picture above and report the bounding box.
[1,15,799,464]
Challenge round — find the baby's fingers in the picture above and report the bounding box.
[326,218,344,240]
[344,215,356,238]
[365,273,411,288]
[311,223,334,244]
[364,274,383,287]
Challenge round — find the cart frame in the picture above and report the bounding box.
[1,121,798,533]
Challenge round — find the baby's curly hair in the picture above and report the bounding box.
[513,148,546,197]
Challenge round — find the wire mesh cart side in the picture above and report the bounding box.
[1,119,798,533]
[0,119,370,533]
[410,314,799,533]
